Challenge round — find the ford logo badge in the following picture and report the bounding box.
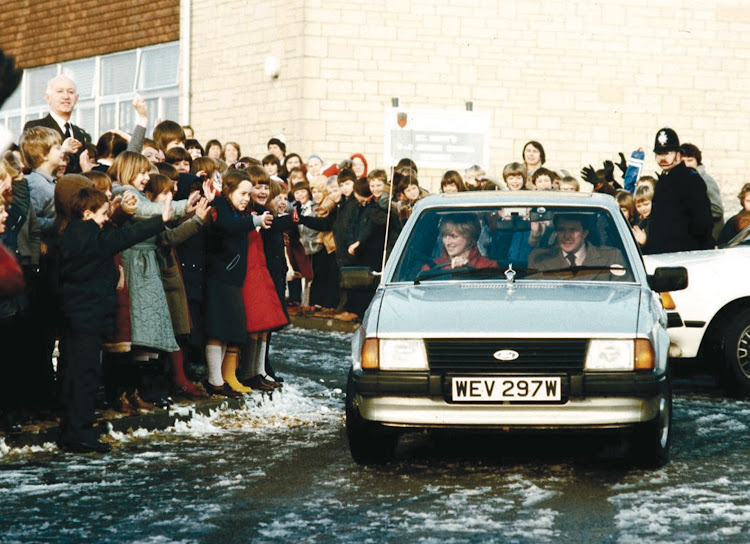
[493,349,519,361]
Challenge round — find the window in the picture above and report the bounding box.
[101,51,137,95]
[393,206,633,283]
[62,58,96,99]
[139,44,179,89]
[0,42,180,140]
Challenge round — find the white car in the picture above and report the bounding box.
[643,225,750,395]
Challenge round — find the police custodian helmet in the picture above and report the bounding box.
[653,127,683,153]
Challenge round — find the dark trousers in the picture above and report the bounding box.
[287,277,302,304]
[59,331,102,445]
[310,250,340,309]
[0,313,25,412]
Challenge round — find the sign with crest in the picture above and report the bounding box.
[384,107,490,169]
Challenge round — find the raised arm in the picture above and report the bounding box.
[127,95,148,153]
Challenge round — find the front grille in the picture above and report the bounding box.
[425,338,588,373]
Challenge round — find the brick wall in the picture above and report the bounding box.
[0,0,179,68]
[189,0,306,160]
[8,0,745,212]
[190,0,750,212]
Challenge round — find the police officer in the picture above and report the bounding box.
[643,127,714,254]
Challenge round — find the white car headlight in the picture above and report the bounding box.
[379,339,428,371]
[585,340,634,371]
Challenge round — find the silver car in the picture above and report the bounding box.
[344,192,686,467]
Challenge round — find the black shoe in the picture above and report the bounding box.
[59,440,112,454]
[202,380,244,398]
[260,374,284,388]
[244,375,276,391]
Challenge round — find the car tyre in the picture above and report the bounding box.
[345,370,398,465]
[720,308,750,397]
[631,375,672,468]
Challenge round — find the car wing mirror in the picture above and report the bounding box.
[648,266,688,292]
[340,266,380,290]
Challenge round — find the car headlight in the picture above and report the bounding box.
[361,338,428,371]
[585,340,634,371]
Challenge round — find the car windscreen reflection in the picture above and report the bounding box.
[393,206,634,283]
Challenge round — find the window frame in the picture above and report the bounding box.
[0,41,180,139]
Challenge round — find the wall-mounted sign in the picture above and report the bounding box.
[384,107,490,169]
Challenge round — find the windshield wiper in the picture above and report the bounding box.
[413,266,506,284]
[720,224,750,249]
[530,265,629,278]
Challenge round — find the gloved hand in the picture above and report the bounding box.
[616,152,627,176]
[603,160,615,182]
[293,200,303,215]
[580,165,596,186]
[0,49,22,108]
[338,159,352,170]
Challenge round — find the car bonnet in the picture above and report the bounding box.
[374,282,642,337]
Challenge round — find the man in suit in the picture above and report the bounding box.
[22,75,91,174]
[528,213,628,280]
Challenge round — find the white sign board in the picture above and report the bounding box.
[384,108,490,169]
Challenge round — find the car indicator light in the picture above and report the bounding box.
[361,338,379,370]
[635,338,655,370]
[660,292,676,310]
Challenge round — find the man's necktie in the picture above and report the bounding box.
[63,122,71,139]
[566,252,576,267]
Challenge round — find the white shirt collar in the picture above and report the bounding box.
[562,244,587,265]
[49,111,70,133]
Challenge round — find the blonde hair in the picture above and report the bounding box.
[634,184,654,203]
[19,126,62,169]
[439,213,480,246]
[107,151,151,186]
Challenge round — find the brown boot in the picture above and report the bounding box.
[129,390,157,411]
[114,392,139,415]
[221,347,252,394]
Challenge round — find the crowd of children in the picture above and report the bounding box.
[1,115,747,454]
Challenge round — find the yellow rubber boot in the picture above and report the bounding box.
[221,347,253,393]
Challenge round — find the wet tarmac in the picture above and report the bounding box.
[2,327,750,543]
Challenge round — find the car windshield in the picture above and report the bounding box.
[721,224,750,249]
[391,205,634,283]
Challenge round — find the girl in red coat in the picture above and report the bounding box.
[232,165,289,391]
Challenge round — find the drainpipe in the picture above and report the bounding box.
[179,0,191,124]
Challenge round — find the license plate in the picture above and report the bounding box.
[452,376,561,402]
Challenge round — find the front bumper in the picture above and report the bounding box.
[356,395,660,428]
[351,370,665,429]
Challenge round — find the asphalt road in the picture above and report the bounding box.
[1,327,749,543]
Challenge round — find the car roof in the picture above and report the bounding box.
[415,191,619,212]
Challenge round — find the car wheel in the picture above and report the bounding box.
[631,375,672,468]
[345,370,398,465]
[721,308,750,396]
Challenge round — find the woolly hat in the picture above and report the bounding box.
[306,154,324,165]
[653,127,683,154]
